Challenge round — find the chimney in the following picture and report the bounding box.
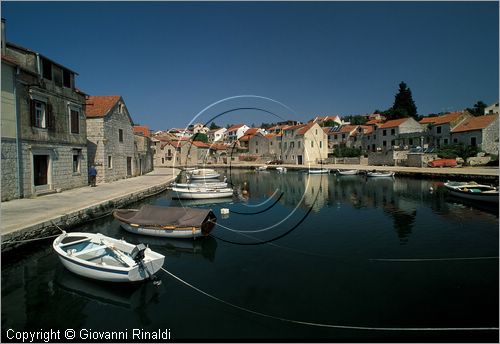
[1,18,6,55]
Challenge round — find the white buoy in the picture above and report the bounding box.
[221,208,230,215]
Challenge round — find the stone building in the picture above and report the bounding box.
[153,139,214,167]
[419,111,471,148]
[363,117,424,152]
[207,127,227,142]
[484,102,499,115]
[85,96,135,184]
[133,125,154,176]
[281,122,328,165]
[1,25,88,201]
[451,114,499,155]
[248,132,271,157]
[225,124,249,144]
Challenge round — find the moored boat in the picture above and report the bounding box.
[187,169,220,180]
[366,171,395,178]
[53,232,164,283]
[276,166,287,173]
[337,169,358,175]
[255,166,268,171]
[307,169,330,174]
[172,181,228,189]
[172,186,234,199]
[113,205,217,238]
[444,182,498,203]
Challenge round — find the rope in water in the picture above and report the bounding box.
[159,267,498,332]
[369,257,499,262]
[1,221,66,245]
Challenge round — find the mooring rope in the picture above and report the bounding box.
[159,267,498,332]
[369,257,499,262]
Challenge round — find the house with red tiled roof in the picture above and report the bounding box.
[225,124,250,143]
[154,138,225,167]
[280,122,327,164]
[207,127,227,142]
[363,117,424,152]
[86,95,136,183]
[451,114,499,154]
[419,111,472,147]
[1,22,88,200]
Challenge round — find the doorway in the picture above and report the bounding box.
[33,154,49,190]
[127,157,132,176]
[297,155,303,165]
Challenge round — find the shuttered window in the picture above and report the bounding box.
[70,109,79,134]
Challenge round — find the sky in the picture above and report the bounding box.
[1,1,498,131]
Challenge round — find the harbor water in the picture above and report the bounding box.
[2,169,498,341]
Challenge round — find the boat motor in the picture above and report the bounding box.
[130,243,147,263]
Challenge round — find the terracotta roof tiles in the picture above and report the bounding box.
[85,96,121,118]
[451,115,498,133]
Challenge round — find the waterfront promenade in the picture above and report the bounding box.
[1,168,179,251]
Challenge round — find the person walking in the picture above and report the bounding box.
[89,165,97,187]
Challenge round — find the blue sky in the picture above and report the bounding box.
[2,1,498,131]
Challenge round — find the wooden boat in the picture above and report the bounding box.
[255,166,268,171]
[444,182,498,203]
[366,171,395,178]
[307,169,330,174]
[187,169,220,180]
[337,169,358,175]
[53,232,164,283]
[443,181,492,190]
[113,205,217,238]
[172,181,228,189]
[172,186,233,199]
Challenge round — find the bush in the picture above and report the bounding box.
[332,146,362,158]
[436,143,481,163]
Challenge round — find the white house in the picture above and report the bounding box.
[207,127,227,142]
[225,124,250,144]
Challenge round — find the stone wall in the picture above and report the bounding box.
[368,150,409,166]
[1,139,19,201]
[406,153,439,167]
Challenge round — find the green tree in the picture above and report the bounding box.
[466,101,487,116]
[192,133,208,143]
[387,81,418,120]
[209,122,220,130]
[436,143,480,164]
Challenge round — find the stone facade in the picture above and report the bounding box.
[450,115,499,155]
[363,118,424,152]
[86,97,136,184]
[1,41,88,201]
[134,134,154,176]
[281,123,328,165]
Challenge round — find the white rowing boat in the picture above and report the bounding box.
[366,171,395,178]
[337,169,358,175]
[444,182,499,203]
[187,169,220,180]
[53,232,164,283]
[172,186,234,199]
[255,166,268,171]
[172,181,228,189]
[307,169,330,174]
[276,166,287,173]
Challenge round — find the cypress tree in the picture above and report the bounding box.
[390,81,418,120]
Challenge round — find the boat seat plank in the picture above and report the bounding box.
[60,237,91,248]
[72,245,106,257]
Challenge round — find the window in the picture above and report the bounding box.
[383,130,387,136]
[374,135,377,140]
[391,140,395,146]
[291,141,294,148]
[108,156,113,168]
[453,138,458,143]
[119,129,124,142]
[256,148,259,154]
[315,129,318,135]
[334,134,338,140]
[42,58,52,80]
[444,139,448,145]
[391,128,395,135]
[470,137,477,146]
[162,158,165,164]
[298,141,301,148]
[70,108,80,134]
[342,134,346,139]
[311,141,314,148]
[53,66,63,87]
[63,69,72,88]
[409,138,413,145]
[383,141,387,147]
[320,141,322,148]
[72,150,81,173]
[33,100,46,128]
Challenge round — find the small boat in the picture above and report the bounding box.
[255,166,268,171]
[366,171,395,178]
[276,166,287,173]
[443,181,492,190]
[172,186,234,199]
[337,169,358,175]
[307,169,330,174]
[172,181,228,189]
[113,205,217,238]
[187,169,220,180]
[53,232,164,283]
[444,182,499,203]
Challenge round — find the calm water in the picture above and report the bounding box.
[2,169,499,342]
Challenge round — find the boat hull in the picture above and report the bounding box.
[337,169,358,175]
[367,172,395,178]
[307,169,330,174]
[449,189,499,203]
[53,232,164,283]
[119,222,203,238]
[172,190,233,199]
